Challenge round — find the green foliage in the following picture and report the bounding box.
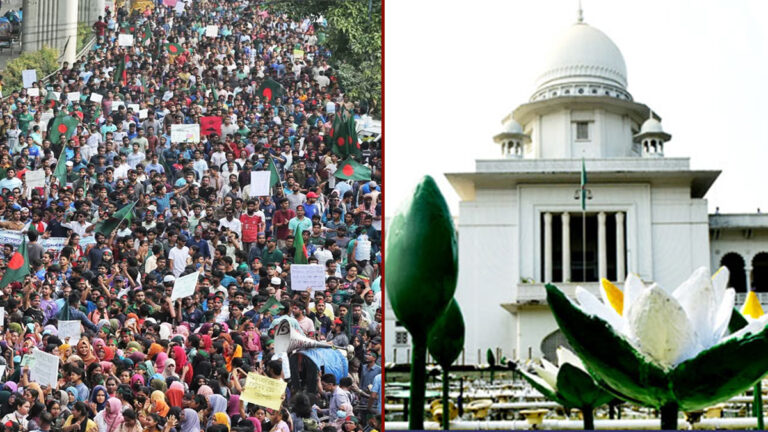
[3,46,59,93]
[266,0,381,115]
[77,22,93,52]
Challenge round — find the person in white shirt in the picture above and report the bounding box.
[62,212,94,236]
[219,207,242,238]
[168,235,190,277]
[126,143,146,169]
[113,154,131,179]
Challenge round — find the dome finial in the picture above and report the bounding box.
[577,0,584,23]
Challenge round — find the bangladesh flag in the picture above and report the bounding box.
[334,158,371,181]
[259,296,285,314]
[50,113,78,145]
[94,201,137,236]
[113,55,128,86]
[346,115,362,159]
[0,239,29,288]
[258,79,284,102]
[45,91,58,109]
[53,149,68,187]
[139,21,151,43]
[268,156,280,187]
[330,114,348,157]
[294,226,308,264]
[165,43,182,56]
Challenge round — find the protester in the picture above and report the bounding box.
[0,1,382,432]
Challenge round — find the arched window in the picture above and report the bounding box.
[720,252,746,292]
[541,330,573,364]
[752,252,768,292]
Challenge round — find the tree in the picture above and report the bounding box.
[4,46,59,94]
[266,0,381,115]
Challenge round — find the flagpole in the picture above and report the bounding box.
[582,208,586,283]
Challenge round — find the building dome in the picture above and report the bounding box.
[531,22,631,101]
[502,118,524,134]
[639,117,664,134]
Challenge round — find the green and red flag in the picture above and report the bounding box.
[268,156,280,187]
[138,21,151,44]
[258,78,284,102]
[53,148,68,187]
[346,115,362,158]
[45,91,58,109]
[0,239,30,288]
[294,226,308,264]
[113,55,128,86]
[165,43,182,56]
[258,296,285,314]
[94,201,137,236]
[334,158,371,181]
[50,113,79,145]
[330,114,348,158]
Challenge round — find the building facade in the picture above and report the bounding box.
[385,16,767,365]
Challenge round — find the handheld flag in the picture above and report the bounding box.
[113,55,128,86]
[268,156,280,187]
[200,116,222,137]
[165,43,182,56]
[258,79,284,102]
[294,226,308,264]
[334,158,371,181]
[50,113,79,145]
[0,239,30,288]
[580,158,588,211]
[53,149,68,187]
[94,201,137,236]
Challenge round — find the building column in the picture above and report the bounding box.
[746,267,753,291]
[615,212,625,282]
[598,212,607,280]
[562,212,571,282]
[544,212,553,283]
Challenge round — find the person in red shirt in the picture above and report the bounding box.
[93,17,108,41]
[240,199,265,251]
[272,197,295,249]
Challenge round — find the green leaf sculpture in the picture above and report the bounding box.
[427,298,465,430]
[545,267,768,429]
[386,175,458,430]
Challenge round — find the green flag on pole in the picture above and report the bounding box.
[334,158,371,181]
[50,113,78,145]
[0,239,30,288]
[268,156,280,187]
[258,79,284,102]
[294,226,308,264]
[53,149,68,187]
[580,158,588,211]
[94,201,137,236]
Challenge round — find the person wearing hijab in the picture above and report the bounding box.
[87,386,109,418]
[180,408,200,432]
[151,391,170,417]
[60,344,73,362]
[196,386,213,398]
[94,398,124,432]
[76,339,99,367]
[164,358,178,379]
[166,382,184,409]
[147,344,164,360]
[154,352,168,374]
[62,401,98,432]
[226,395,241,423]
[212,413,230,432]
[170,346,192,384]
[205,395,228,429]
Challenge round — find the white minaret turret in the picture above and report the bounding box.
[634,109,671,157]
[494,118,530,159]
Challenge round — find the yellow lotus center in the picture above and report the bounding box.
[601,278,623,315]
[742,291,765,319]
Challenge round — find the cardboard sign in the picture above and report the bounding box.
[90,93,103,103]
[205,25,219,38]
[58,320,81,342]
[25,170,45,199]
[240,373,287,410]
[290,264,326,292]
[29,350,59,388]
[170,124,200,143]
[67,92,81,102]
[22,69,37,88]
[171,271,200,301]
[118,34,134,46]
[249,171,271,196]
[27,88,39,97]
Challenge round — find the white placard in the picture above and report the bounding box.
[0,365,6,380]
[67,92,80,102]
[171,271,200,301]
[118,33,134,46]
[139,109,149,119]
[170,124,200,143]
[29,350,59,388]
[111,100,124,111]
[40,112,54,131]
[163,91,174,101]
[22,69,37,88]
[52,91,61,101]
[90,93,103,103]
[27,88,39,97]
[205,25,219,37]
[249,171,270,196]
[175,0,186,13]
[127,104,140,112]
[290,264,326,292]
[355,239,372,261]
[25,169,45,199]
[58,320,81,342]
[0,307,5,326]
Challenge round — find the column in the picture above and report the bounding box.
[544,212,553,283]
[746,267,753,291]
[562,212,571,282]
[616,212,625,282]
[598,212,607,280]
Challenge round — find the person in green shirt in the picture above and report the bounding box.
[17,106,33,135]
[261,237,284,266]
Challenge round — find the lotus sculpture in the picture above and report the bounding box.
[546,267,768,429]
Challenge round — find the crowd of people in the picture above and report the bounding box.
[0,1,382,432]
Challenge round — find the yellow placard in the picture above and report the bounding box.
[132,0,155,12]
[293,49,304,59]
[240,373,287,410]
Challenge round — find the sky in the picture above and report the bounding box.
[384,0,768,217]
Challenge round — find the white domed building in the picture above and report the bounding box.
[385,14,768,365]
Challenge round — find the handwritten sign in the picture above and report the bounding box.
[90,93,103,103]
[240,372,287,410]
[171,271,199,301]
[22,70,37,88]
[170,124,200,143]
[27,88,39,97]
[67,92,80,102]
[25,170,45,199]
[58,320,81,342]
[127,104,140,112]
[29,350,59,388]
[293,49,304,59]
[111,100,125,111]
[205,25,219,38]
[290,264,325,292]
[118,33,134,46]
[249,171,271,197]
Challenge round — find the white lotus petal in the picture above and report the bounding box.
[532,363,559,391]
[627,284,698,369]
[575,286,626,335]
[540,357,559,376]
[712,288,736,344]
[673,267,715,348]
[521,368,557,394]
[725,314,768,342]
[711,266,730,305]
[622,273,646,317]
[556,346,587,372]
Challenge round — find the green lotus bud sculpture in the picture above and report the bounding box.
[546,267,768,429]
[518,346,613,429]
[427,298,465,430]
[487,348,496,384]
[387,175,458,430]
